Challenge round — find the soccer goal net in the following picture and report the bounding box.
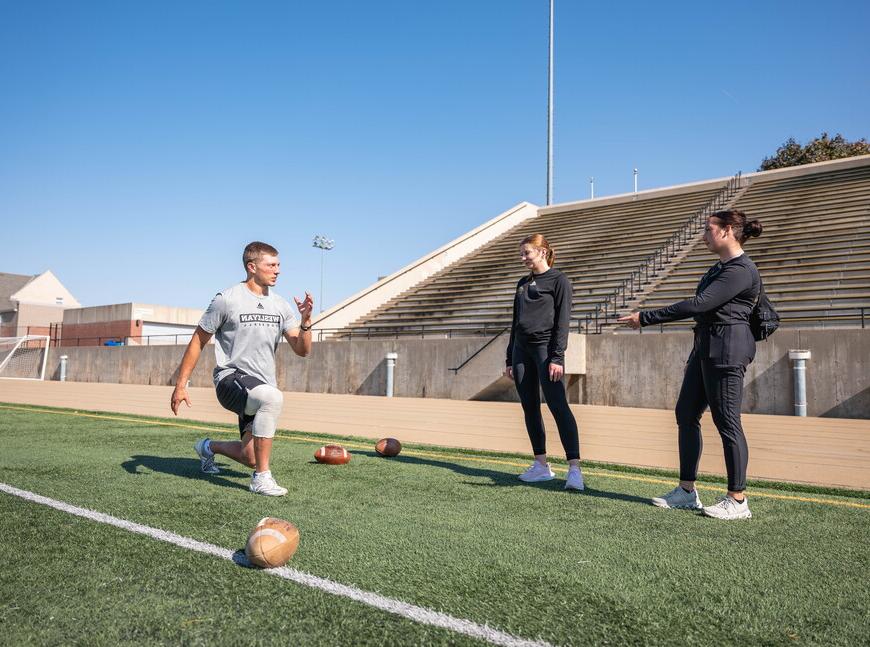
[0,335,51,380]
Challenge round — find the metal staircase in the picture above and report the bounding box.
[583,171,748,333]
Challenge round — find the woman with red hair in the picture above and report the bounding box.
[505,234,583,491]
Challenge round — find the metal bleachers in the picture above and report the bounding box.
[340,184,728,337]
[637,162,870,329]
[335,157,870,338]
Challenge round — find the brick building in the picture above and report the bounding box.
[59,302,203,346]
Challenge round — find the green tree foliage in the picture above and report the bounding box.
[759,132,870,171]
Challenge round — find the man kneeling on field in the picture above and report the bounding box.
[170,241,314,496]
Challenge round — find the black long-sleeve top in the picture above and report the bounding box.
[506,268,573,366]
[640,254,761,366]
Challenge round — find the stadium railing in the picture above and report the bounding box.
[590,305,868,334]
[584,171,744,332]
[45,333,198,347]
[30,303,868,350]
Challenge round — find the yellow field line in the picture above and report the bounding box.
[2,403,868,510]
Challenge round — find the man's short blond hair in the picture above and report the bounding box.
[243,241,279,270]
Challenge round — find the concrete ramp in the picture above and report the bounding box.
[454,332,586,402]
[469,375,516,401]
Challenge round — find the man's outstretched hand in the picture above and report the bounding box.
[294,291,315,322]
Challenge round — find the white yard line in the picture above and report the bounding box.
[0,482,555,647]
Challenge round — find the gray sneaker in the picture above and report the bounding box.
[702,496,752,520]
[194,438,220,474]
[250,472,288,497]
[651,486,703,510]
[518,462,556,483]
[564,466,585,491]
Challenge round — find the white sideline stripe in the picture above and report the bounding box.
[0,482,555,647]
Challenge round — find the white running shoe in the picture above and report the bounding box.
[250,472,288,497]
[651,486,703,510]
[194,438,220,474]
[702,496,752,520]
[518,461,556,482]
[564,466,585,491]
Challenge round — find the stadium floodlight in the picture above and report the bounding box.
[312,235,335,313]
[546,0,555,205]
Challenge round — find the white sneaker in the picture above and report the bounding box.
[518,461,556,483]
[651,486,703,510]
[564,466,585,491]
[250,472,288,497]
[702,496,752,520]
[194,438,220,474]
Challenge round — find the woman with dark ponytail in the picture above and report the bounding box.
[505,234,583,490]
[618,210,763,520]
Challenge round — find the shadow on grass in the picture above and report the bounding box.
[121,455,250,491]
[232,549,256,569]
[574,488,651,505]
[354,450,650,506]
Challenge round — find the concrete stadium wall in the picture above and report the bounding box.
[47,334,583,401]
[43,329,867,418]
[46,333,586,402]
[584,329,869,418]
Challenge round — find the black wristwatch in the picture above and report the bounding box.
[300,323,312,332]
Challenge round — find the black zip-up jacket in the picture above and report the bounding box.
[639,254,761,366]
[506,268,572,366]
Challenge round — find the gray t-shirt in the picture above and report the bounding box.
[198,283,299,387]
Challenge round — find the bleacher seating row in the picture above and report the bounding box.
[343,187,724,335]
[639,164,870,328]
[339,158,870,337]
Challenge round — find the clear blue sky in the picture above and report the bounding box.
[2,1,868,311]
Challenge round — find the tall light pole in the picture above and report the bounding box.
[589,176,594,200]
[546,0,555,205]
[312,235,334,313]
[633,168,638,194]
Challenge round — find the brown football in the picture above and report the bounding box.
[245,517,300,569]
[375,437,402,457]
[314,444,351,465]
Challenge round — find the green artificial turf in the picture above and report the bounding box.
[0,404,868,646]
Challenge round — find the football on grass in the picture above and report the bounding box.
[245,517,300,568]
[376,437,402,457]
[314,444,351,465]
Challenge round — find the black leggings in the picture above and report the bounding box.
[675,350,749,492]
[512,342,580,460]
